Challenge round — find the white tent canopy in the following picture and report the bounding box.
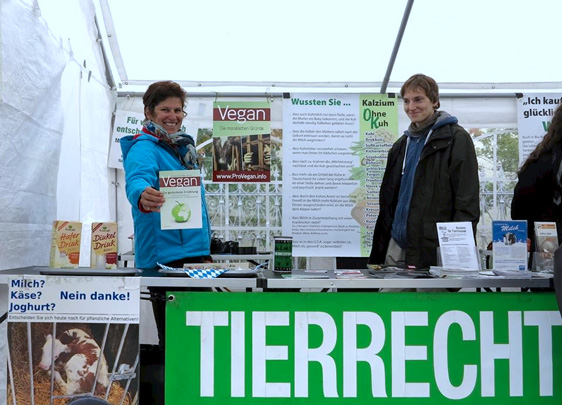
[100,0,562,93]
[1,0,562,272]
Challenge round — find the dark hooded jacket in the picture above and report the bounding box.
[511,143,562,256]
[369,112,480,268]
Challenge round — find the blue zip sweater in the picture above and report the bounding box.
[120,131,211,269]
[391,112,458,248]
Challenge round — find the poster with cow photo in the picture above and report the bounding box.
[7,276,140,404]
[212,101,271,183]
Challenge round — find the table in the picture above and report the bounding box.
[162,270,560,404]
[0,266,554,292]
[262,269,553,291]
[0,266,259,290]
[117,252,272,269]
[1,267,559,404]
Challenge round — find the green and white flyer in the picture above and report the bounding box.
[159,170,202,230]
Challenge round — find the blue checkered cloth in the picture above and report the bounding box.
[157,262,227,279]
[184,268,227,279]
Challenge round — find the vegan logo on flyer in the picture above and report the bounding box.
[213,105,270,123]
[159,176,201,187]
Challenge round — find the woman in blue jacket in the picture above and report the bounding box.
[121,81,212,354]
[120,80,212,270]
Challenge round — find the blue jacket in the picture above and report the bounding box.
[120,132,211,269]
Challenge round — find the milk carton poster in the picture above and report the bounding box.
[7,276,140,403]
[159,170,203,230]
[492,220,528,270]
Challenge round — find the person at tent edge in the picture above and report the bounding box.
[511,102,562,269]
[120,80,212,347]
[368,74,480,270]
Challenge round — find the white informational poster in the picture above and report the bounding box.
[8,275,140,322]
[282,93,398,257]
[7,276,141,402]
[436,222,479,270]
[108,110,145,169]
[516,93,562,166]
[283,94,360,256]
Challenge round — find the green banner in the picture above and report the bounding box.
[358,94,399,255]
[166,292,561,404]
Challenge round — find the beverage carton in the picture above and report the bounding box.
[49,221,82,268]
[90,222,118,269]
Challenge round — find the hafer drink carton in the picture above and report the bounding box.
[90,222,118,269]
[49,221,82,268]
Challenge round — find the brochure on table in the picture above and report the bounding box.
[436,221,480,270]
[534,221,558,253]
[492,220,528,270]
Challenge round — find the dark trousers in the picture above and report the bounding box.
[150,255,213,348]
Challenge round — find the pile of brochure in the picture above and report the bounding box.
[491,269,533,278]
[429,267,480,279]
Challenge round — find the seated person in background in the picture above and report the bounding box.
[512,103,562,265]
[369,74,480,269]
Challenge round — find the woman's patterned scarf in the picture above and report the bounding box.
[142,120,199,169]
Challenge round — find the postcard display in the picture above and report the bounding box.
[492,220,528,270]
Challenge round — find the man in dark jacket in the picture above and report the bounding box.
[369,74,480,269]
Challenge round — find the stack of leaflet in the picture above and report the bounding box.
[491,269,533,278]
[429,267,480,278]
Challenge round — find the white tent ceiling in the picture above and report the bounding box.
[1,0,560,272]
[94,0,562,95]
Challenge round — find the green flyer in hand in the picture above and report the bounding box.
[159,170,202,230]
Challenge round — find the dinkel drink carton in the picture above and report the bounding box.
[90,222,118,269]
[49,221,82,268]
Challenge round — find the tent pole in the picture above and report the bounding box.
[380,0,415,94]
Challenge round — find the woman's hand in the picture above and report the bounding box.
[140,187,165,212]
